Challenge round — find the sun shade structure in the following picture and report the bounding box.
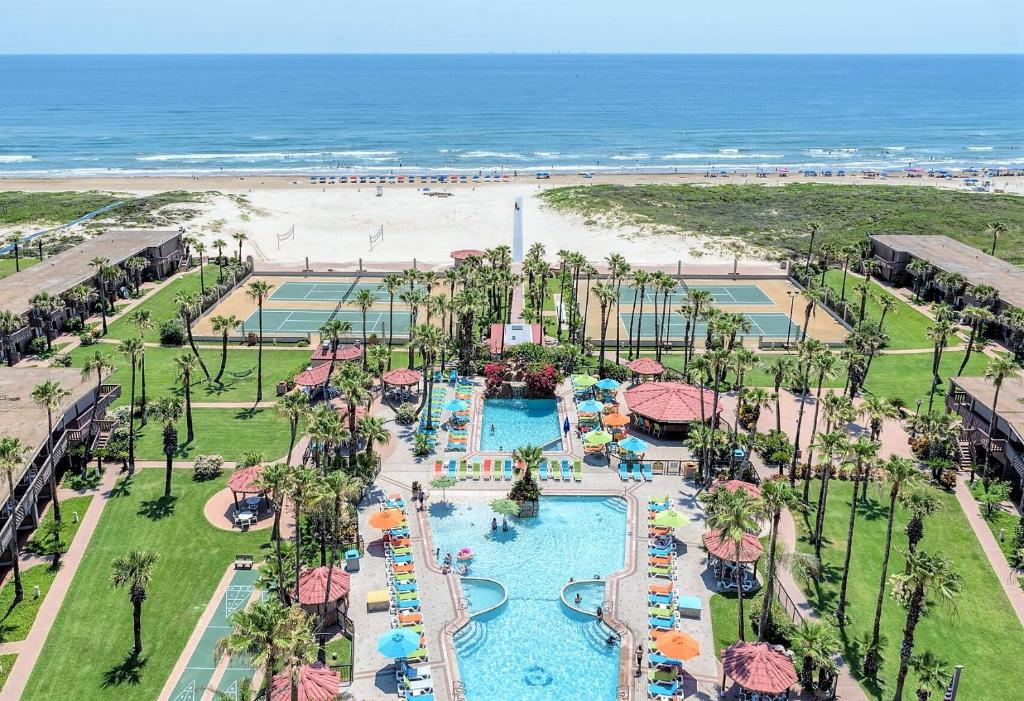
[376,627,422,658]
[652,630,700,661]
[714,480,762,498]
[382,368,421,386]
[584,430,614,446]
[602,412,630,427]
[293,363,332,388]
[270,663,341,701]
[626,357,665,377]
[624,381,716,438]
[368,509,406,530]
[450,248,485,261]
[576,399,605,413]
[571,374,599,388]
[722,642,798,695]
[310,344,363,364]
[227,465,265,494]
[650,509,688,528]
[618,436,649,453]
[703,529,763,563]
[295,566,352,605]
[595,377,620,390]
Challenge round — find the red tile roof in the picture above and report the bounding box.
[293,364,331,388]
[270,663,341,701]
[311,344,363,362]
[626,357,665,375]
[713,480,762,498]
[450,248,486,261]
[227,465,265,494]
[623,382,715,423]
[722,642,798,694]
[294,566,352,605]
[382,368,421,386]
[702,529,763,563]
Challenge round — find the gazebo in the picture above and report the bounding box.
[451,249,485,268]
[713,479,762,498]
[626,357,665,383]
[623,381,716,438]
[382,368,421,400]
[310,344,363,367]
[721,641,798,700]
[293,364,332,390]
[270,663,341,701]
[226,465,266,514]
[294,566,352,626]
[704,528,763,593]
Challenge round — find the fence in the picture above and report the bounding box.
[770,573,805,625]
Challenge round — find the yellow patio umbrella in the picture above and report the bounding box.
[572,374,599,388]
[650,509,688,528]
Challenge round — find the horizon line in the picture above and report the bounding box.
[1,51,1022,57]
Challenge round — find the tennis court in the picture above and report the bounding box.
[270,280,424,303]
[619,311,800,339]
[617,283,772,306]
[246,308,412,335]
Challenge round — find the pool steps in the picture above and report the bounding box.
[453,619,489,657]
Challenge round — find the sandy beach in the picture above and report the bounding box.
[3,172,1022,267]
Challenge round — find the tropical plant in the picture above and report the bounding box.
[175,291,212,381]
[211,314,241,385]
[702,487,763,641]
[276,391,308,465]
[430,475,456,502]
[757,479,798,641]
[117,338,144,471]
[147,395,184,497]
[232,231,248,260]
[835,436,880,624]
[331,363,372,454]
[246,280,274,402]
[791,619,840,692]
[110,550,159,656]
[214,598,289,701]
[900,484,943,556]
[349,288,376,368]
[31,379,71,522]
[173,352,199,443]
[0,436,28,601]
[925,318,955,414]
[910,650,949,701]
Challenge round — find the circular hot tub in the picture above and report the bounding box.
[460,576,508,617]
[560,578,607,617]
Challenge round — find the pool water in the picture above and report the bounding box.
[430,496,628,701]
[479,398,563,452]
[462,577,507,616]
[564,580,607,616]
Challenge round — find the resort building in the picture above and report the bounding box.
[0,367,121,566]
[948,375,1024,504]
[487,323,543,355]
[0,229,183,364]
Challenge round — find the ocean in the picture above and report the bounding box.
[0,54,1021,177]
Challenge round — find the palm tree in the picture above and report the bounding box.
[214,597,289,700]
[808,430,850,557]
[278,606,319,701]
[800,284,822,342]
[89,256,113,335]
[193,242,207,293]
[986,221,1006,257]
[117,338,144,471]
[804,222,819,269]
[358,414,391,458]
[606,253,630,363]
[317,318,353,396]
[350,289,376,368]
[757,479,798,640]
[366,343,391,389]
[925,318,954,415]
[789,339,825,485]
[835,436,880,624]
[956,305,994,377]
[4,233,23,272]
[276,392,308,466]
[212,238,227,282]
[703,488,763,641]
[791,619,840,692]
[31,379,71,523]
[900,484,942,556]
[129,309,154,424]
[232,231,248,261]
[980,356,1022,483]
[801,351,838,499]
[761,355,795,433]
[0,310,23,367]
[172,352,199,443]
[255,462,292,599]
[123,255,148,294]
[859,395,900,442]
[909,651,949,701]
[593,282,617,375]
[211,314,241,384]
[864,456,920,680]
[110,550,159,656]
[286,467,327,590]
[175,292,212,381]
[629,269,650,359]
[889,550,963,701]
[244,281,274,402]
[0,437,28,601]
[147,396,184,498]
[739,387,773,476]
[332,363,372,454]
[906,259,933,303]
[28,292,63,352]
[80,350,115,411]
[381,274,404,360]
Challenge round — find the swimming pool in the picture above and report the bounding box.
[479,398,563,452]
[430,496,628,701]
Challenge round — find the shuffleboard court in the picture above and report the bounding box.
[620,311,799,339]
[270,280,424,303]
[168,568,259,701]
[618,283,772,306]
[246,308,412,335]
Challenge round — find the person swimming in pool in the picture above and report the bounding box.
[490,423,496,434]
[491,517,498,531]
[574,593,582,604]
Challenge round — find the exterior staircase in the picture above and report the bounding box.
[956,439,973,472]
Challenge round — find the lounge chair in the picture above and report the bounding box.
[648,592,674,606]
[457,461,468,480]
[503,459,513,480]
[397,598,421,610]
[619,464,629,481]
[471,462,481,480]
[643,463,654,481]
[648,653,682,667]
[393,580,418,593]
[482,460,492,480]
[648,564,673,578]
[447,460,457,478]
[560,459,571,481]
[551,461,562,480]
[433,461,443,477]
[648,614,675,630]
[648,680,679,698]
[573,460,582,481]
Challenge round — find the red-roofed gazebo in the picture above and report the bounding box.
[703,529,763,563]
[626,357,665,383]
[623,381,716,437]
[451,248,485,265]
[311,344,363,366]
[270,663,341,701]
[226,465,266,514]
[721,641,798,695]
[713,479,762,498]
[382,367,420,386]
[293,364,332,388]
[295,566,352,625]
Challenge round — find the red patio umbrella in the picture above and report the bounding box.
[626,357,665,376]
[722,641,798,694]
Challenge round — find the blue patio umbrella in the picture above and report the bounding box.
[443,399,470,412]
[619,436,649,453]
[377,628,421,659]
[563,416,571,434]
[577,400,604,414]
[595,378,621,390]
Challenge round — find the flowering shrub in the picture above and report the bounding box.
[523,364,558,397]
[484,362,507,396]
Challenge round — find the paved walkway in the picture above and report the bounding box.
[0,467,121,699]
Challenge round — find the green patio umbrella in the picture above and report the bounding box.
[572,374,599,388]
[650,509,688,528]
[584,430,614,446]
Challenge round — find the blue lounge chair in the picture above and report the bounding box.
[538,460,549,480]
[649,614,675,629]
[648,653,682,667]
[397,598,421,609]
[393,581,418,593]
[447,460,457,478]
[648,681,679,698]
[390,553,413,564]
[643,462,654,481]
[648,593,673,606]
[561,459,571,481]
[649,546,673,557]
[619,463,629,481]
[503,459,513,480]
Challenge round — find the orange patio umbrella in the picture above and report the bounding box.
[369,509,406,530]
[602,413,630,427]
[652,630,700,661]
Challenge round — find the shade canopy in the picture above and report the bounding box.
[584,430,614,446]
[571,374,599,388]
[624,381,715,424]
[627,357,665,376]
[270,664,341,701]
[595,378,620,390]
[311,344,363,362]
[376,627,422,658]
[602,412,630,427]
[703,529,763,563]
[334,403,367,422]
[227,465,265,494]
[293,364,332,388]
[652,630,700,661]
[368,509,406,530]
[618,436,650,453]
[722,642,798,694]
[714,480,762,498]
[450,248,485,261]
[295,566,351,605]
[382,368,421,386]
[576,399,605,413]
[443,399,470,412]
[650,509,688,528]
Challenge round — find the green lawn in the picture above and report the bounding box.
[105,265,220,342]
[0,653,16,693]
[968,481,1023,563]
[25,495,94,557]
[0,257,39,280]
[68,344,310,406]
[795,480,1023,701]
[0,565,59,643]
[24,470,270,700]
[821,269,934,350]
[324,635,353,682]
[133,407,296,462]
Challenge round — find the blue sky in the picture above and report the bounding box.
[2,0,1022,54]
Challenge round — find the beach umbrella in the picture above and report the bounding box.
[652,630,700,661]
[443,399,470,412]
[563,416,571,433]
[584,430,614,446]
[595,378,620,390]
[650,509,688,528]
[602,413,630,427]
[368,509,406,530]
[576,399,604,414]
[572,374,598,388]
[376,628,421,659]
[618,436,649,453]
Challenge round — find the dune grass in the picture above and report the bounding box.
[24,470,270,701]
